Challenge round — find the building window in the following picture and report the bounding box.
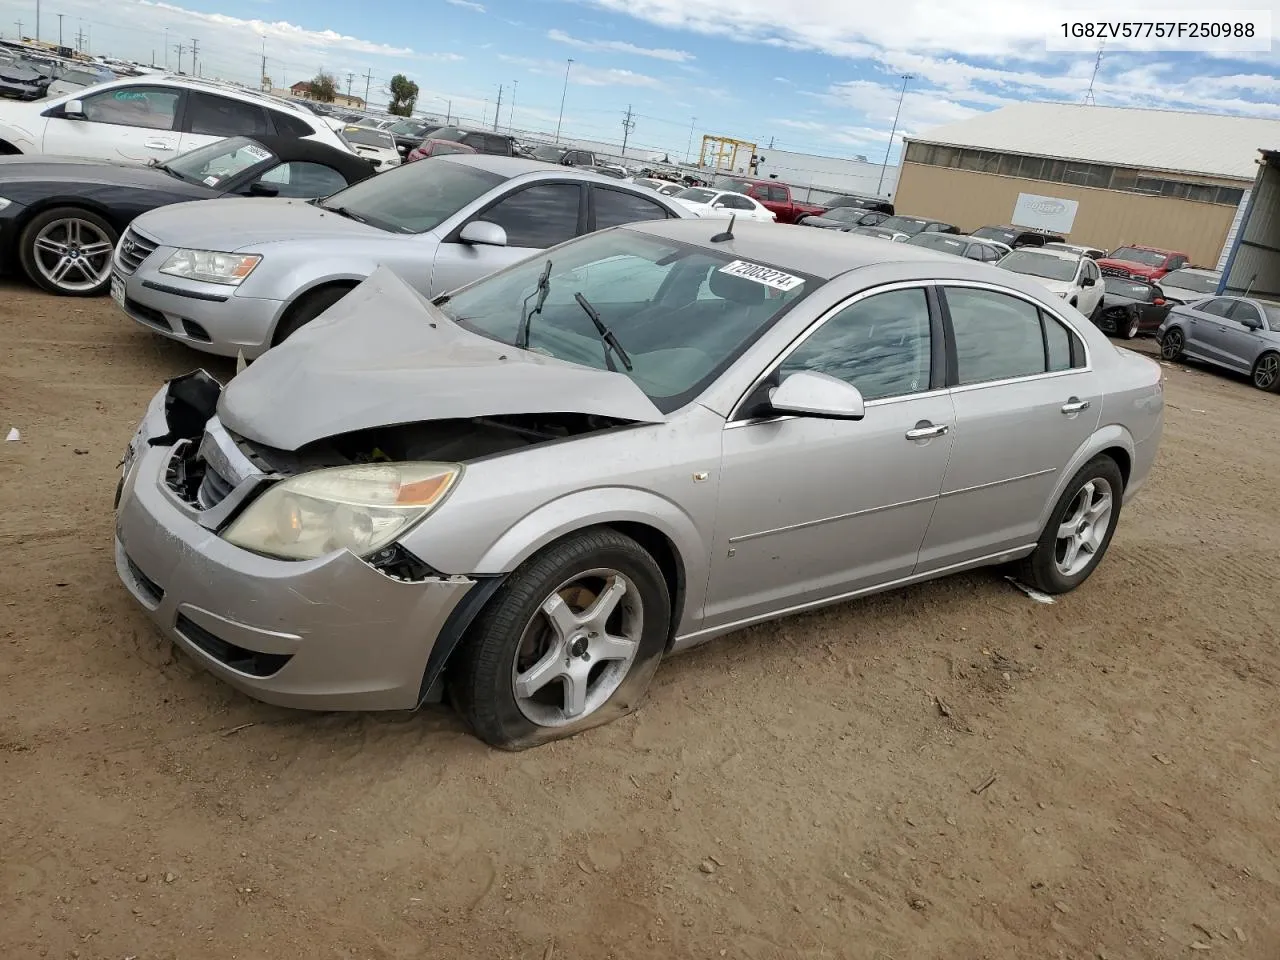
[908,144,1244,205]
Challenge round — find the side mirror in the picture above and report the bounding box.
[247,181,279,198]
[1080,276,1095,287]
[63,99,85,119]
[1243,318,1263,331]
[768,371,865,420]
[712,201,727,209]
[459,220,508,247]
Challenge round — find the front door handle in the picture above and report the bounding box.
[905,422,949,440]
[144,139,173,150]
[1061,398,1091,414]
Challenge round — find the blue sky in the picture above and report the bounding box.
[1,0,1276,161]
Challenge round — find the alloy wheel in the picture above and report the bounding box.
[1160,329,1183,360]
[1127,315,1140,339]
[1254,354,1280,391]
[1054,480,1113,577]
[31,217,115,293]
[511,569,643,727]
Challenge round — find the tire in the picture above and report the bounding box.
[18,206,118,296]
[1159,327,1184,361]
[1119,308,1140,340]
[1252,352,1280,393]
[1017,455,1124,595]
[448,528,671,750]
[271,284,354,345]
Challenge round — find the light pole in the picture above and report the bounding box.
[34,0,40,42]
[163,27,168,69]
[437,97,451,124]
[877,74,912,196]
[509,79,518,132]
[684,116,696,164]
[554,58,573,144]
[56,12,63,48]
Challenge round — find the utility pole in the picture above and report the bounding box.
[768,136,774,149]
[363,68,373,106]
[174,42,185,75]
[877,73,912,196]
[346,72,354,97]
[554,58,573,143]
[75,25,85,52]
[509,79,518,131]
[164,27,169,69]
[34,0,39,43]
[684,116,696,164]
[14,20,22,40]
[620,104,635,156]
[57,13,63,49]
[189,37,199,77]
[259,35,267,90]
[492,84,503,131]
[1083,42,1104,105]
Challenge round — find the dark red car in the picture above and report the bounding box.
[405,138,478,163]
[1096,244,1191,282]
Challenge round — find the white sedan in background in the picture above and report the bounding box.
[671,187,776,222]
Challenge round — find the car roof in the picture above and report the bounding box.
[435,153,681,189]
[1008,246,1080,261]
[78,73,320,118]
[1166,267,1219,277]
[955,235,1006,246]
[247,135,376,183]
[623,219,967,280]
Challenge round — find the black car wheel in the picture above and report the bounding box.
[18,206,118,297]
[448,528,670,750]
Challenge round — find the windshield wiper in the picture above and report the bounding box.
[516,259,553,349]
[325,205,369,225]
[574,292,633,373]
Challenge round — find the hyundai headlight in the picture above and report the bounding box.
[221,462,461,561]
[159,248,262,285]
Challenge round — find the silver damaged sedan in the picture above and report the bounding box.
[114,220,1165,749]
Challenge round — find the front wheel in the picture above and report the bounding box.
[18,206,118,296]
[448,528,671,750]
[1017,456,1124,595]
[1160,327,1184,361]
[1119,308,1140,340]
[1252,352,1280,393]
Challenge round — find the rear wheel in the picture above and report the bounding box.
[1252,352,1280,393]
[272,284,354,345]
[449,528,670,750]
[18,207,118,296]
[1119,308,1140,340]
[1159,327,1184,361]
[1017,456,1124,595]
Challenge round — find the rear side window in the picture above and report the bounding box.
[268,109,315,138]
[593,188,670,229]
[766,185,789,202]
[186,92,270,137]
[945,287,1047,385]
[480,183,581,248]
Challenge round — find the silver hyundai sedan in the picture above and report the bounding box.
[113,220,1165,749]
[108,155,690,358]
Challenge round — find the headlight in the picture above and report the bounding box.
[159,249,261,285]
[221,462,461,561]
[0,197,11,212]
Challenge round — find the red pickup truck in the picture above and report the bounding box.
[711,176,826,225]
[1096,244,1191,281]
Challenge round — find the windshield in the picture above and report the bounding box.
[877,216,929,235]
[318,158,503,233]
[972,226,1016,243]
[676,188,716,203]
[713,177,756,193]
[386,119,428,137]
[999,250,1078,282]
[1108,246,1167,267]
[439,230,818,412]
[822,207,863,222]
[1103,277,1152,300]
[1160,269,1218,293]
[909,234,967,254]
[343,126,394,148]
[166,137,275,187]
[532,145,565,161]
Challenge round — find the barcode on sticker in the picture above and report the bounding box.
[718,260,803,291]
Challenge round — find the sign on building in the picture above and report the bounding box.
[1011,193,1079,234]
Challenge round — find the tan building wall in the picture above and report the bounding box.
[896,162,1242,266]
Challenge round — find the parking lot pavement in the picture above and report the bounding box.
[2,282,1278,959]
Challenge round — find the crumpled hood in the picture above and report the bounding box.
[217,267,667,451]
[131,197,384,251]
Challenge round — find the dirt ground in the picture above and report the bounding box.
[2,280,1279,960]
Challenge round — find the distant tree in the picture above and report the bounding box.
[305,71,337,103]
[387,74,419,116]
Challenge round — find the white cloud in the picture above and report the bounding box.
[445,0,486,11]
[546,28,694,62]
[498,54,665,88]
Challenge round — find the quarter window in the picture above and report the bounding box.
[186,92,270,138]
[779,288,932,402]
[945,288,1047,385]
[78,86,179,130]
[268,109,314,138]
[1231,301,1262,325]
[1044,315,1073,372]
[479,183,581,249]
[256,161,348,198]
[593,188,670,229]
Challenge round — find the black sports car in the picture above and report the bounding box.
[0,135,374,296]
[1097,276,1174,339]
[798,207,890,231]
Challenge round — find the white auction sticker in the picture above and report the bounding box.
[717,260,804,292]
[242,144,273,162]
[202,175,220,186]
[1046,10,1271,52]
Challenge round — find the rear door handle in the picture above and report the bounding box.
[906,422,949,440]
[1061,398,1091,414]
[144,139,173,149]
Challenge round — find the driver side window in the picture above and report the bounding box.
[778,288,932,402]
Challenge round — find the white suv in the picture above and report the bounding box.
[0,75,350,165]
